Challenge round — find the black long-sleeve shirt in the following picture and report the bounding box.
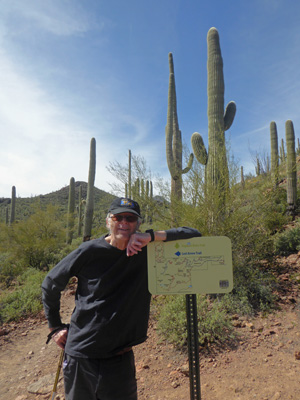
[42,227,201,358]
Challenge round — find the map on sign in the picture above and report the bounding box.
[147,236,233,295]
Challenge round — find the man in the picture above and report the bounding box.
[42,197,201,400]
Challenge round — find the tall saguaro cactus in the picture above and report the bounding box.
[285,120,297,215]
[280,138,286,163]
[128,149,132,198]
[66,177,75,244]
[166,53,193,201]
[191,27,236,207]
[83,138,96,241]
[77,184,83,237]
[240,166,245,188]
[270,121,279,187]
[10,186,16,225]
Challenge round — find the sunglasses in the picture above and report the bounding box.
[110,214,139,223]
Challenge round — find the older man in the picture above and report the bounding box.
[42,197,201,400]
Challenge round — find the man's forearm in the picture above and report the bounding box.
[126,227,201,257]
[152,230,167,242]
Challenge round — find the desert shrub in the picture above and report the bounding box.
[225,216,277,315]
[0,253,26,286]
[260,189,291,234]
[0,268,47,324]
[157,295,235,349]
[223,262,276,315]
[273,224,300,256]
[0,205,65,271]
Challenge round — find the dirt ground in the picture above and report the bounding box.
[0,253,300,400]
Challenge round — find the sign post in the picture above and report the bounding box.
[186,294,201,399]
[147,236,233,400]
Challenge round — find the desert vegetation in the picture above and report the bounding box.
[1,27,300,351]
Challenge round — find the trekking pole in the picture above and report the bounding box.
[50,348,64,400]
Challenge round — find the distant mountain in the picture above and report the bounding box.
[0,182,116,223]
[34,181,115,204]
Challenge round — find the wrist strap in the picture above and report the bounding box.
[146,229,155,242]
[46,323,69,344]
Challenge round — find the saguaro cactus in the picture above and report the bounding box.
[133,178,140,199]
[128,149,132,198]
[83,138,96,241]
[255,157,261,176]
[280,138,286,163]
[166,53,193,201]
[191,27,236,204]
[270,121,279,187]
[240,166,245,188]
[10,186,16,225]
[66,177,75,244]
[285,120,297,214]
[77,184,83,237]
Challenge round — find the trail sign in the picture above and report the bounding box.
[147,236,233,295]
[147,236,233,400]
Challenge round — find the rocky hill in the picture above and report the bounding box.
[0,181,116,223]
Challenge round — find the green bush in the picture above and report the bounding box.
[223,264,276,316]
[273,224,300,256]
[0,253,26,286]
[157,295,235,349]
[0,268,47,324]
[0,205,66,271]
[260,188,291,234]
[227,219,277,315]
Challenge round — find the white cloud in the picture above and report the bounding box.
[2,0,93,37]
[0,38,159,198]
[0,51,62,140]
[0,44,91,197]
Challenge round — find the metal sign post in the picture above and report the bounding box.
[186,294,201,400]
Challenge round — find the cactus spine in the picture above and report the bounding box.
[10,186,16,225]
[285,120,297,214]
[66,177,75,244]
[166,53,193,201]
[270,121,279,187]
[191,27,236,205]
[83,138,96,241]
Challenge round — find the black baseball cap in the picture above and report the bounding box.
[108,197,141,217]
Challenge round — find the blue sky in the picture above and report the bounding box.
[1,0,300,197]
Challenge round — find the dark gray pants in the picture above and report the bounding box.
[63,351,137,400]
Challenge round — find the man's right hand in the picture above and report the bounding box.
[51,328,68,349]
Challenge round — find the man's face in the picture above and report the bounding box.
[107,213,140,241]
